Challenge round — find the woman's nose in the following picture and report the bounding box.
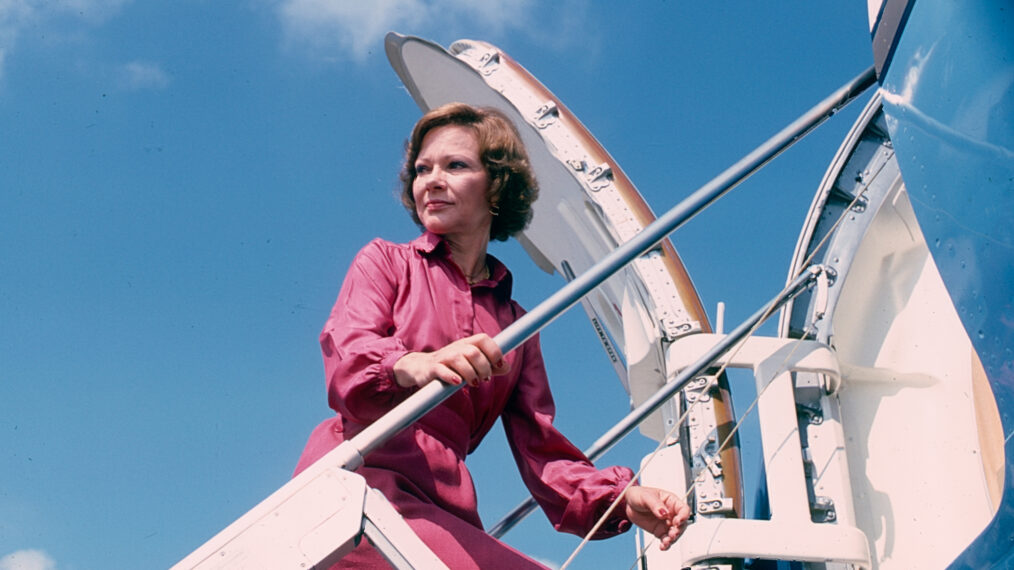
[424,167,446,189]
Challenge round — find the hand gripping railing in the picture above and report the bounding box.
[174,66,875,568]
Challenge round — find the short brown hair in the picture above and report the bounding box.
[400,103,539,242]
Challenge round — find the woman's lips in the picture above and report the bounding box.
[425,200,452,211]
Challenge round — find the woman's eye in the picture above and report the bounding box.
[449,161,467,169]
[414,164,430,175]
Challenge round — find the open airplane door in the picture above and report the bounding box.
[385,32,744,543]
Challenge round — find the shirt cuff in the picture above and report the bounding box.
[379,349,412,391]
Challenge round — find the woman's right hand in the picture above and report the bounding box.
[393,334,510,388]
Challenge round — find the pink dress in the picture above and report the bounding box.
[294,232,634,568]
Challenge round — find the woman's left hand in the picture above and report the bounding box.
[624,485,691,551]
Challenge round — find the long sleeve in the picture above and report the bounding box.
[300,233,632,568]
[501,334,634,539]
[320,239,414,424]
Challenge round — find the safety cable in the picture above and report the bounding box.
[596,172,876,563]
[561,180,874,568]
[621,320,820,570]
[561,290,820,569]
[792,164,879,281]
[613,182,876,568]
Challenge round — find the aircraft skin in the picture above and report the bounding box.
[869,0,1014,567]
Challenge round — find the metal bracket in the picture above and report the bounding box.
[812,266,835,322]
[797,403,824,425]
[811,496,838,523]
[686,376,719,399]
[532,101,559,128]
[697,496,735,515]
[702,449,724,478]
[684,374,736,520]
[584,162,613,191]
[477,50,501,75]
[850,193,869,212]
[662,317,701,341]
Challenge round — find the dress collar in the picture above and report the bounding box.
[411,232,513,298]
[410,231,444,255]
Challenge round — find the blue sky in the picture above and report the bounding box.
[1,2,874,568]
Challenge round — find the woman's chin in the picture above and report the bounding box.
[422,221,451,235]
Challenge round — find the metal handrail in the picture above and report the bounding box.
[332,65,876,473]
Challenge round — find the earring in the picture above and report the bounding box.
[489,204,501,216]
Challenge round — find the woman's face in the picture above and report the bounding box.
[412,125,492,241]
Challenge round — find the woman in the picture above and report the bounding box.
[295,103,690,568]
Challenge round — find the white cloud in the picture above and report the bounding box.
[278,0,425,60]
[276,0,535,62]
[117,60,170,90]
[0,0,129,83]
[0,549,56,570]
[0,0,32,80]
[0,0,33,23]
